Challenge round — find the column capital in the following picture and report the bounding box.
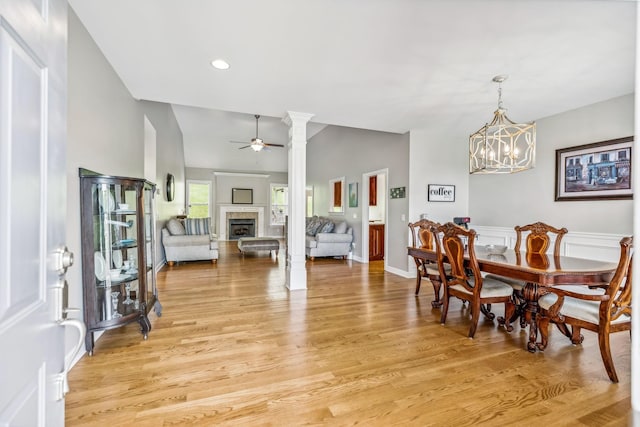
[282,111,314,127]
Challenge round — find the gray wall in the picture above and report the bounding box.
[67,9,185,353]
[186,167,288,237]
[469,94,633,234]
[307,125,410,272]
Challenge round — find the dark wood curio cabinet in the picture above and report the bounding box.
[79,168,161,355]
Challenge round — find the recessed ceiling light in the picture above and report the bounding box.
[211,59,230,70]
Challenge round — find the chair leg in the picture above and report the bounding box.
[440,290,450,325]
[571,326,584,345]
[468,300,481,338]
[598,331,619,383]
[414,274,422,295]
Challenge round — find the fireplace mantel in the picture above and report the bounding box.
[218,205,265,240]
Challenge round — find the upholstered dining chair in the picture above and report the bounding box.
[490,221,568,330]
[432,222,515,338]
[536,236,632,382]
[408,219,451,306]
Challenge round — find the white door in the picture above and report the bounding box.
[0,1,83,426]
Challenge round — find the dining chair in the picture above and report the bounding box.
[408,219,450,306]
[536,236,632,382]
[490,221,568,331]
[432,222,515,338]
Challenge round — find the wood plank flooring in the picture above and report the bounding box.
[66,241,631,426]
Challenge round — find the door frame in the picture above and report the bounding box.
[361,168,388,268]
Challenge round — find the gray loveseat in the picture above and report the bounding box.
[305,216,353,260]
[161,218,219,266]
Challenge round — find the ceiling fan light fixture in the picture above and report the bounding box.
[210,59,230,70]
[251,143,264,152]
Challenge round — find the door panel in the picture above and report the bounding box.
[0,0,71,426]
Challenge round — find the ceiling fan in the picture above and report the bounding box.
[230,115,285,152]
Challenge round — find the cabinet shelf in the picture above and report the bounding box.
[79,168,161,355]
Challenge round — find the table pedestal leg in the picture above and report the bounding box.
[522,283,541,353]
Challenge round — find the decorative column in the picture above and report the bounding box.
[283,111,314,290]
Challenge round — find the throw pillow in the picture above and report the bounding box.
[166,218,186,235]
[306,217,323,236]
[319,221,335,233]
[185,218,210,235]
[334,221,348,234]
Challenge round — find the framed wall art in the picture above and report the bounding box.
[555,136,632,201]
[348,182,358,208]
[428,184,455,202]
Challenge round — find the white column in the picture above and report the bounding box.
[283,111,314,290]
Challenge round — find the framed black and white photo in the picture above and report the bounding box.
[428,184,455,202]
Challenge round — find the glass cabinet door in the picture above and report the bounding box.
[143,182,159,314]
[90,181,142,324]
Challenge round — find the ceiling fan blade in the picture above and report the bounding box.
[263,143,285,148]
[238,145,252,149]
[230,140,249,144]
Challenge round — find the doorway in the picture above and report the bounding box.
[361,169,388,269]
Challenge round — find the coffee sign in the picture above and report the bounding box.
[428,184,455,202]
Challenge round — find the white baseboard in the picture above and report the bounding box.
[385,264,413,278]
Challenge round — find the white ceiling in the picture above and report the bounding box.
[69,0,636,173]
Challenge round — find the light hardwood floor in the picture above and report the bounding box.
[66,241,631,426]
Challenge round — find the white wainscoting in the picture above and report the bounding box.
[472,225,626,262]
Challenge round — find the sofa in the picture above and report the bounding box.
[161,218,218,266]
[305,216,353,260]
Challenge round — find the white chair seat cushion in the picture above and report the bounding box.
[485,274,525,291]
[419,263,450,276]
[538,285,630,325]
[450,277,514,298]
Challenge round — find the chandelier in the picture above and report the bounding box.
[469,75,536,174]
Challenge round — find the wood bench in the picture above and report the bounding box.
[237,237,280,256]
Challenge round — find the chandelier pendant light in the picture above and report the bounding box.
[469,75,536,174]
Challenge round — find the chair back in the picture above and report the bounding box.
[432,222,480,294]
[514,222,568,256]
[408,219,439,250]
[602,236,633,323]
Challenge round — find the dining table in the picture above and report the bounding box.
[407,245,618,352]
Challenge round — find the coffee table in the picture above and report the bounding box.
[237,237,280,256]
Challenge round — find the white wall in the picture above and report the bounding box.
[469,94,633,234]
[408,128,471,227]
[67,8,185,358]
[307,125,410,272]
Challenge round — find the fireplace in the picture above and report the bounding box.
[228,218,256,240]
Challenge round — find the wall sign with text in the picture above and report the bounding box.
[428,184,455,202]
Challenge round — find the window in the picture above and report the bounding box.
[270,184,288,225]
[618,150,627,160]
[329,177,345,214]
[187,180,210,218]
[601,153,610,162]
[306,186,314,217]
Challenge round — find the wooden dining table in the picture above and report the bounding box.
[407,246,618,351]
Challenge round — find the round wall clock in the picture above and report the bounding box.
[166,173,175,202]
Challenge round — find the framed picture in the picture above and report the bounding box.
[348,182,358,207]
[428,184,455,202]
[389,187,406,199]
[232,188,253,204]
[555,136,633,201]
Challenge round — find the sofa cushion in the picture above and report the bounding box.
[316,232,353,243]
[333,221,348,234]
[163,233,212,247]
[166,218,186,235]
[185,218,210,235]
